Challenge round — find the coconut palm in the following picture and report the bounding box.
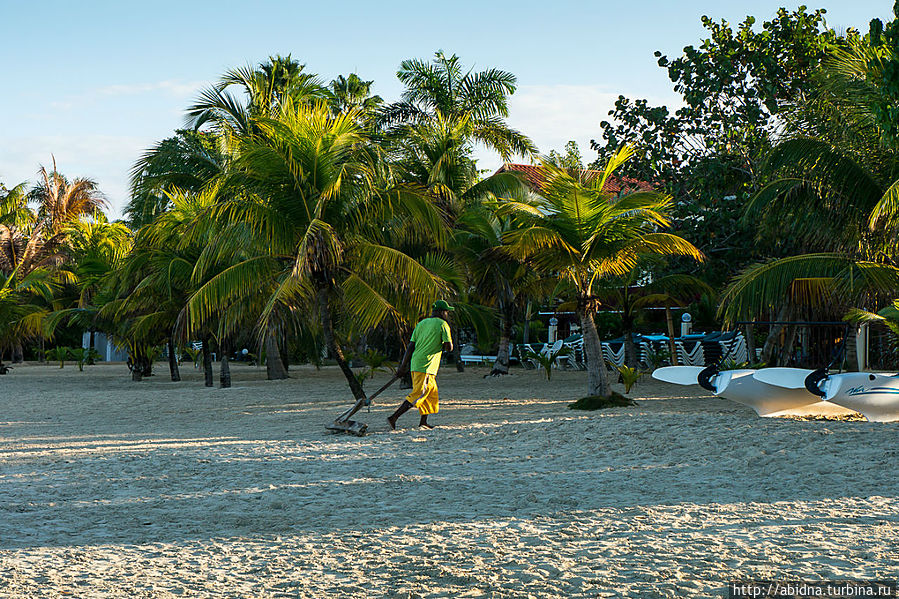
[502,147,703,397]
[383,51,537,161]
[184,99,449,400]
[127,130,227,228]
[52,217,132,362]
[0,162,104,361]
[186,54,325,136]
[327,73,383,117]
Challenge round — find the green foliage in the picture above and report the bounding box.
[590,8,850,285]
[68,347,89,371]
[45,346,70,368]
[644,347,670,370]
[568,392,637,411]
[525,346,570,381]
[615,364,643,394]
[353,348,395,388]
[183,346,202,368]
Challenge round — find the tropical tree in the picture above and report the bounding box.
[54,217,132,362]
[183,99,449,400]
[127,130,226,228]
[327,73,383,117]
[186,54,325,136]
[453,205,547,375]
[0,162,105,361]
[383,51,537,161]
[720,15,899,332]
[502,147,703,398]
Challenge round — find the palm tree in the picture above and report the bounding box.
[0,161,104,361]
[454,205,548,375]
[383,51,537,161]
[54,217,132,362]
[327,73,383,117]
[184,99,449,400]
[721,32,899,329]
[502,147,703,397]
[127,130,226,228]
[186,54,325,136]
[631,272,715,366]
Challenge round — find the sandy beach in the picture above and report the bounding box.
[0,362,897,598]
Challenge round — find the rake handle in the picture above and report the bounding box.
[335,375,400,423]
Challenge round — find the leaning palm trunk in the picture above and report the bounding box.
[167,336,181,382]
[490,305,514,376]
[316,285,366,401]
[578,301,612,397]
[761,306,789,365]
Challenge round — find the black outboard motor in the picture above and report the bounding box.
[698,364,719,392]
[804,368,828,397]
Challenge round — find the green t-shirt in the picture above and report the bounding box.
[410,317,452,375]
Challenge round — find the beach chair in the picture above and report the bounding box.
[675,338,705,366]
[516,343,539,369]
[459,343,497,366]
[557,335,584,370]
[601,338,625,367]
[719,331,748,364]
[537,339,564,369]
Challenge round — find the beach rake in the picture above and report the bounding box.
[325,375,400,436]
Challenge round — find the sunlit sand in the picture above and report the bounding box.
[1,363,897,597]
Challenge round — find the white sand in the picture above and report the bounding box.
[0,363,896,598]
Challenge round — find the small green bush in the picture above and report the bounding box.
[568,392,637,411]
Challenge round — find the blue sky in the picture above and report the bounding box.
[1,0,892,217]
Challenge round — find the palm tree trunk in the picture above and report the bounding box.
[220,339,231,388]
[665,306,678,366]
[316,285,366,401]
[761,306,789,365]
[202,336,214,387]
[167,336,181,382]
[265,329,288,380]
[623,329,639,369]
[578,301,611,397]
[88,329,96,365]
[745,323,756,364]
[490,305,513,376]
[12,343,23,364]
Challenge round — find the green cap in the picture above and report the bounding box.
[432,300,455,312]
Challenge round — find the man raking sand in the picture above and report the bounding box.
[388,300,454,429]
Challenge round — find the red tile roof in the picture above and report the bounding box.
[496,163,654,194]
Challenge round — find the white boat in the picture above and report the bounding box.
[755,368,898,422]
[816,372,899,422]
[652,366,851,417]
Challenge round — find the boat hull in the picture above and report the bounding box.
[715,370,848,417]
[822,373,899,422]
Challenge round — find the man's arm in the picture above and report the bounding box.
[442,341,452,353]
[396,341,415,376]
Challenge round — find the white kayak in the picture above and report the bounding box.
[816,372,899,422]
[652,366,852,417]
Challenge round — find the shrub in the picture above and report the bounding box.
[568,392,637,410]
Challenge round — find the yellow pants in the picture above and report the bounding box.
[406,371,439,415]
